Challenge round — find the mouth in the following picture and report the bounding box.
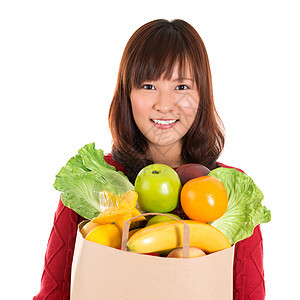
[150,118,179,129]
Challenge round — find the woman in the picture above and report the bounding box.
[34,19,265,299]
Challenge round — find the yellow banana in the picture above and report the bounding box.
[127,220,231,254]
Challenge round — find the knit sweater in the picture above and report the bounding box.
[33,154,265,299]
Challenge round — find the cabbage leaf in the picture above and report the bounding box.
[53,143,134,220]
[209,167,271,245]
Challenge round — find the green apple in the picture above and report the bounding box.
[134,164,182,213]
[146,213,182,226]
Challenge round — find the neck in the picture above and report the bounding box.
[149,143,182,168]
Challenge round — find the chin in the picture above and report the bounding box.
[149,138,183,150]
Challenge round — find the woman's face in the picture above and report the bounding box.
[130,64,200,156]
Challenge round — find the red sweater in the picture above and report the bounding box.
[33,155,265,299]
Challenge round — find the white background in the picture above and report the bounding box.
[1,1,299,299]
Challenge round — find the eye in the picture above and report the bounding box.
[176,84,190,90]
[141,84,155,90]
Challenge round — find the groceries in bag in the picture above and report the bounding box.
[54,143,271,258]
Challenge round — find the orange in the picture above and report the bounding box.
[180,176,228,222]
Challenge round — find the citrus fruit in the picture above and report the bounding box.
[180,176,228,222]
[85,223,121,248]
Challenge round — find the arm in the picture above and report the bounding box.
[234,225,265,299]
[33,197,84,300]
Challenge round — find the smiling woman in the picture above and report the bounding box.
[34,19,266,300]
[109,19,224,183]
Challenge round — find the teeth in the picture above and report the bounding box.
[152,119,177,125]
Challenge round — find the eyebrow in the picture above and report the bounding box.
[172,78,194,82]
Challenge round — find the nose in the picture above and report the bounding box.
[153,91,175,113]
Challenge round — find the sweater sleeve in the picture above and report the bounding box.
[33,197,84,300]
[218,162,265,299]
[234,225,265,299]
[33,154,124,300]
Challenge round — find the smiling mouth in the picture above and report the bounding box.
[151,119,179,125]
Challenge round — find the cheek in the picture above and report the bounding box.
[130,94,153,123]
[178,92,200,120]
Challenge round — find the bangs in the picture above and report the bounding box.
[129,24,194,89]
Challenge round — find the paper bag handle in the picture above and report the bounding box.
[121,213,190,258]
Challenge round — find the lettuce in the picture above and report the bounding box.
[209,167,271,245]
[53,143,134,220]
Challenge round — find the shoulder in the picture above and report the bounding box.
[104,153,126,174]
[216,162,245,174]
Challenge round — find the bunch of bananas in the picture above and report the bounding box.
[127,219,230,254]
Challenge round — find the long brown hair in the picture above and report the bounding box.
[108,19,225,183]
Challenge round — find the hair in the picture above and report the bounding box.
[108,19,225,183]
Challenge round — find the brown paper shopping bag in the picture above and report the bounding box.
[70,213,234,300]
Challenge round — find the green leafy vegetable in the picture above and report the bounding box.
[54,143,134,220]
[209,167,271,245]
[262,205,271,223]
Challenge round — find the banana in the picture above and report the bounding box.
[127,220,231,254]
